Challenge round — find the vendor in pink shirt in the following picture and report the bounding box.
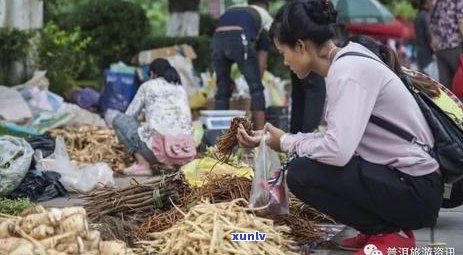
[237,0,443,254]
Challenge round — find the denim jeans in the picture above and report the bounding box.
[211,30,265,111]
[112,113,158,165]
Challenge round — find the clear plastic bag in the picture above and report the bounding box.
[249,136,289,215]
[35,137,115,193]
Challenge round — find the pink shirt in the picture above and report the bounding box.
[281,42,439,176]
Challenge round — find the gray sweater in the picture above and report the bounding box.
[281,42,439,177]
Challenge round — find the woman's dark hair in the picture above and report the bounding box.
[149,58,182,85]
[269,0,338,47]
[344,35,440,98]
[150,58,171,77]
[342,35,401,73]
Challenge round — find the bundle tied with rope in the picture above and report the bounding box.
[215,117,253,162]
[81,173,191,222]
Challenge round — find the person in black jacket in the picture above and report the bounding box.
[413,0,438,80]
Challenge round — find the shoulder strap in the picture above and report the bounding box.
[369,115,415,142]
[337,52,416,144]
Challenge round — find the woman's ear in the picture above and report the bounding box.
[295,39,307,54]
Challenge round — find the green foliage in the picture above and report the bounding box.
[130,0,168,37]
[0,198,35,216]
[390,0,417,21]
[68,0,150,69]
[267,46,290,79]
[0,27,31,84]
[36,22,91,94]
[200,14,218,37]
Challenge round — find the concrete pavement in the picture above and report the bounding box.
[313,206,463,255]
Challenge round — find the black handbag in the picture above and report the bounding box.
[338,52,463,208]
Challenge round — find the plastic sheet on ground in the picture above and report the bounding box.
[0,136,34,196]
[58,103,106,128]
[180,156,253,188]
[35,137,115,193]
[0,86,32,123]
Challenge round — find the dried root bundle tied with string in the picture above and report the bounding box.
[134,199,299,255]
[49,125,134,173]
[216,117,253,161]
[81,173,190,221]
[0,206,134,254]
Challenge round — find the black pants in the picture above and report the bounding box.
[211,30,265,111]
[286,156,443,234]
[290,72,326,133]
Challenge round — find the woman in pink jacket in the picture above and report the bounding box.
[237,1,443,254]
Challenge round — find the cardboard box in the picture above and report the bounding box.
[137,44,197,65]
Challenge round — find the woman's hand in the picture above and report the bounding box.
[237,124,263,148]
[264,123,285,152]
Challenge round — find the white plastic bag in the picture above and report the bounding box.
[35,137,114,193]
[249,136,289,215]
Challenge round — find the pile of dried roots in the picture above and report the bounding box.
[0,206,134,254]
[134,199,298,255]
[136,175,252,239]
[49,125,133,173]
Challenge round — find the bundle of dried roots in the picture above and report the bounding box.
[289,196,336,224]
[193,174,252,203]
[81,173,191,222]
[215,117,252,161]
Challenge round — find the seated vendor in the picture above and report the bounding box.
[110,58,195,175]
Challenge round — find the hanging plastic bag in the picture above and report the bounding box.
[249,136,289,215]
[0,136,34,196]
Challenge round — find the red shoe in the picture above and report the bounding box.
[351,231,415,255]
[339,233,370,251]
